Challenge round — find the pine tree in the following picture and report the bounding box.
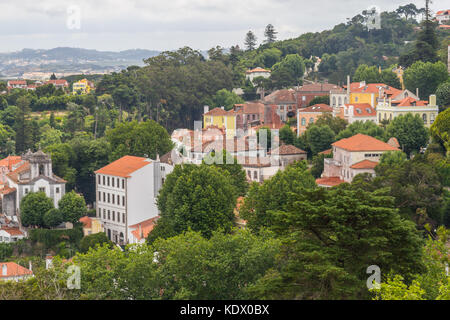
[244,31,257,51]
[14,96,33,153]
[264,24,277,44]
[50,73,57,80]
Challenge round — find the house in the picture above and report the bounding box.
[245,67,271,84]
[234,102,282,133]
[128,216,159,244]
[45,79,69,90]
[95,155,173,245]
[237,156,281,183]
[436,10,450,24]
[336,103,377,124]
[6,80,27,90]
[0,262,33,282]
[296,83,341,108]
[263,89,297,122]
[203,107,237,137]
[3,150,66,217]
[0,156,22,184]
[0,227,25,243]
[376,95,439,128]
[79,216,103,236]
[317,133,399,187]
[72,79,93,95]
[269,144,307,166]
[297,104,333,135]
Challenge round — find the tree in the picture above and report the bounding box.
[386,113,429,157]
[264,24,277,44]
[308,95,330,107]
[211,89,244,111]
[304,124,335,155]
[148,164,237,241]
[105,120,173,161]
[50,73,57,80]
[435,82,450,110]
[336,120,386,141]
[314,112,347,135]
[79,232,112,253]
[58,191,87,224]
[271,54,305,88]
[240,161,316,232]
[244,31,257,51]
[430,107,450,154]
[20,192,54,228]
[43,208,64,228]
[403,61,448,100]
[14,95,33,153]
[311,153,332,178]
[279,125,295,145]
[247,185,424,299]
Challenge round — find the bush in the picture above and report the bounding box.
[29,227,84,249]
[79,233,112,253]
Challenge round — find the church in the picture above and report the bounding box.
[0,150,66,221]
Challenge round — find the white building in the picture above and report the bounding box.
[436,10,450,24]
[0,227,25,243]
[0,262,33,282]
[95,155,173,245]
[3,150,66,217]
[245,67,271,84]
[337,103,377,124]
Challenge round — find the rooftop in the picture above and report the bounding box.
[0,262,33,279]
[350,159,379,169]
[95,155,151,178]
[332,134,399,152]
[316,176,346,187]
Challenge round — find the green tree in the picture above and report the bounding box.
[386,113,429,157]
[211,89,244,111]
[308,95,330,106]
[305,124,335,155]
[314,112,347,135]
[20,192,54,228]
[264,24,277,44]
[435,81,450,110]
[14,95,33,153]
[244,31,257,51]
[403,61,448,100]
[279,125,296,145]
[149,164,237,241]
[336,120,387,141]
[79,232,112,253]
[58,191,87,224]
[43,208,64,228]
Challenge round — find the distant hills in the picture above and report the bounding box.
[0,47,161,79]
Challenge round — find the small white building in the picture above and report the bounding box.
[0,262,33,282]
[436,10,450,24]
[95,155,173,245]
[0,227,25,243]
[245,67,271,84]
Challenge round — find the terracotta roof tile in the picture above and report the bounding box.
[129,217,159,241]
[270,144,307,155]
[332,134,399,152]
[350,159,379,169]
[0,262,32,278]
[300,104,333,113]
[0,227,24,236]
[315,177,346,187]
[95,156,151,178]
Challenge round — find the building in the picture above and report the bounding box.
[0,227,25,243]
[0,262,33,282]
[436,10,450,24]
[0,156,22,184]
[6,80,27,90]
[317,133,399,187]
[336,103,377,124]
[2,150,66,217]
[296,83,341,108]
[45,79,69,90]
[203,107,237,137]
[79,216,103,236]
[376,95,439,128]
[297,104,333,135]
[95,155,173,245]
[128,216,159,244]
[263,89,298,122]
[72,79,94,95]
[237,156,281,183]
[245,67,271,84]
[269,144,307,166]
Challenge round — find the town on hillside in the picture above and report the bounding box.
[0,1,449,304]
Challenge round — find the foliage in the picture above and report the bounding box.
[43,208,64,228]
[58,191,87,224]
[79,232,113,253]
[403,61,448,100]
[20,192,55,228]
[336,120,386,141]
[304,124,335,155]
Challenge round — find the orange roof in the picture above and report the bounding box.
[0,156,22,170]
[204,108,235,117]
[387,137,400,149]
[345,103,376,117]
[129,217,159,241]
[95,156,151,178]
[0,262,32,278]
[348,83,401,96]
[0,227,24,236]
[316,177,345,187]
[350,159,379,169]
[319,149,332,155]
[246,67,271,74]
[332,134,399,152]
[391,97,428,106]
[79,216,92,229]
[270,144,307,155]
[0,186,16,195]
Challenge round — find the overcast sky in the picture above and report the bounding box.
[0,0,447,52]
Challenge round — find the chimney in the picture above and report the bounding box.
[45,255,53,270]
[429,95,436,106]
[388,98,392,107]
[2,264,7,276]
[29,261,32,272]
[416,88,419,99]
[203,105,209,114]
[347,75,350,96]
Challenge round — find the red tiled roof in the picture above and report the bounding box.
[319,149,332,155]
[95,156,151,178]
[0,156,22,170]
[0,262,32,278]
[348,83,401,96]
[387,137,400,149]
[246,67,271,74]
[204,108,235,116]
[332,134,399,152]
[350,159,379,169]
[345,103,376,117]
[391,97,428,106]
[264,89,296,104]
[316,177,345,187]
[45,79,69,86]
[298,83,341,92]
[79,216,92,229]
[0,186,16,195]
[7,80,27,85]
[0,227,24,236]
[300,104,333,113]
[270,144,307,155]
[129,217,159,241]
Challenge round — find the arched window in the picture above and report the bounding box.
[389,114,392,121]
[301,117,306,126]
[332,97,336,106]
[309,118,314,124]
[338,97,342,106]
[422,113,427,124]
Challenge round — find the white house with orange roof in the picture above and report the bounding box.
[336,103,377,124]
[128,216,159,244]
[436,10,450,24]
[95,155,173,245]
[245,67,271,84]
[0,226,25,243]
[0,262,33,282]
[316,133,399,187]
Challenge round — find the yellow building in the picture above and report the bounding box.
[79,216,103,236]
[72,79,93,95]
[203,107,237,137]
[348,82,402,108]
[376,95,439,128]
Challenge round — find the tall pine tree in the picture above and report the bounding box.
[264,24,277,44]
[244,31,257,51]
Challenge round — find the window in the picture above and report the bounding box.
[98,207,101,218]
[39,187,45,193]
[103,176,105,185]
[117,178,120,188]
[122,196,125,207]
[25,188,29,194]
[108,210,110,220]
[301,118,306,126]
[117,194,120,205]
[98,191,101,201]
[355,97,359,102]
[253,171,257,180]
[107,193,110,203]
[56,187,60,194]
[302,96,306,101]
[122,179,125,189]
[112,194,115,204]
[98,175,101,185]
[422,113,427,124]
[103,192,106,202]
[103,209,106,219]
[123,213,125,223]
[117,212,120,223]
[107,177,110,186]
[112,211,115,222]
[309,118,314,124]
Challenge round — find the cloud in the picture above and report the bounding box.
[0,0,448,51]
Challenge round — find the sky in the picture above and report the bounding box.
[0,0,448,52]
